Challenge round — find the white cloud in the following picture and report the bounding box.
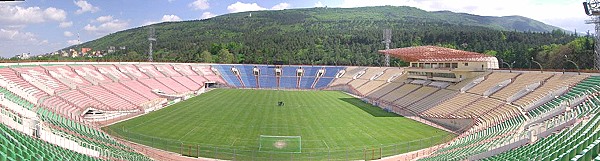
[167,0,175,2]
[0,28,36,41]
[67,39,80,45]
[189,0,209,10]
[201,12,216,19]
[143,14,183,26]
[84,19,128,35]
[0,5,68,25]
[43,7,67,21]
[161,14,182,21]
[227,2,266,13]
[271,3,290,10]
[225,2,294,13]
[74,0,100,14]
[95,15,113,23]
[59,21,73,28]
[315,1,325,7]
[63,31,73,37]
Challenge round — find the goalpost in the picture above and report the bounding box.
[258,135,302,153]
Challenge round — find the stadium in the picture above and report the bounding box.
[0,44,597,161]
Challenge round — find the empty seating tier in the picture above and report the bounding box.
[422,93,480,118]
[80,85,137,111]
[467,72,519,95]
[379,84,420,103]
[43,65,93,89]
[490,73,553,101]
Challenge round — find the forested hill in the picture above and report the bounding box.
[56,6,592,69]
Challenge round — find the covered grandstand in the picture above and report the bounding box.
[0,46,597,160]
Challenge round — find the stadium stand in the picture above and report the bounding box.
[154,64,182,77]
[70,65,113,85]
[238,65,257,88]
[212,65,242,87]
[279,77,297,89]
[0,51,598,161]
[466,72,520,96]
[116,64,149,79]
[95,65,131,82]
[0,63,240,161]
[43,65,93,89]
[12,66,71,95]
[138,78,176,94]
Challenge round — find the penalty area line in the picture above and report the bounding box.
[230,138,238,146]
[322,140,330,149]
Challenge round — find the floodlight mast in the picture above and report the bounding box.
[382,29,392,67]
[584,0,600,70]
[148,27,157,62]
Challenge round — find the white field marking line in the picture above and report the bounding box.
[177,124,202,141]
[230,138,238,146]
[127,89,223,130]
[322,140,330,149]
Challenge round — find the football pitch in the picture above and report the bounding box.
[105,89,454,160]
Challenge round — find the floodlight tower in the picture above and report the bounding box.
[382,29,392,67]
[584,0,600,70]
[148,27,157,62]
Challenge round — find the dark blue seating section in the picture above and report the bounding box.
[323,66,345,77]
[258,66,276,76]
[213,65,345,89]
[259,76,277,88]
[282,66,297,77]
[237,65,257,88]
[300,77,316,88]
[314,78,334,89]
[280,77,297,89]
[213,65,242,87]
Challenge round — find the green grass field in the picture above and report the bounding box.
[105,89,454,160]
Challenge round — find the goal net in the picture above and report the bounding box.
[258,135,302,153]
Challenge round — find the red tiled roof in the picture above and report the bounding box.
[378,46,493,62]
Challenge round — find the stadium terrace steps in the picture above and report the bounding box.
[70,65,113,85]
[155,77,190,93]
[490,73,553,101]
[421,93,480,118]
[57,89,109,111]
[213,65,346,89]
[379,84,421,103]
[116,64,149,79]
[0,123,103,161]
[80,85,137,111]
[94,65,132,82]
[171,76,202,91]
[120,80,159,100]
[43,65,94,89]
[154,64,182,77]
[238,65,257,88]
[394,86,440,107]
[172,64,198,76]
[101,82,150,106]
[467,72,520,96]
[135,64,165,78]
[356,80,387,95]
[513,74,589,107]
[420,76,600,160]
[138,78,175,94]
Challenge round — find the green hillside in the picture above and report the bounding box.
[56,6,590,69]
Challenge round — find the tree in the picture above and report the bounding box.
[217,48,235,63]
[200,50,213,63]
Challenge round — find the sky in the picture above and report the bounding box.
[0,0,593,58]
